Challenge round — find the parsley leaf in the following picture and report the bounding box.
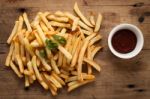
[45,39,58,50]
[52,35,66,45]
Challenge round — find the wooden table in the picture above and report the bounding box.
[0,0,150,99]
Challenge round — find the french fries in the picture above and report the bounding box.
[5,2,103,96]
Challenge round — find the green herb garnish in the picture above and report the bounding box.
[45,39,58,50]
[52,35,66,45]
[39,49,46,58]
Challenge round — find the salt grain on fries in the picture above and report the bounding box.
[5,2,103,96]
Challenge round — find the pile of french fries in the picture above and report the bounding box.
[5,2,102,96]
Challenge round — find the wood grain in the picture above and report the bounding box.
[0,0,150,99]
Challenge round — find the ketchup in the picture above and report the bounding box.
[112,29,137,53]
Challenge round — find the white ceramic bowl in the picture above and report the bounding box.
[108,24,144,59]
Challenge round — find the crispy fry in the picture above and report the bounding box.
[55,11,65,17]
[91,46,102,59]
[68,80,94,92]
[83,57,101,72]
[7,21,19,44]
[50,58,60,74]
[36,25,47,45]
[35,50,51,71]
[89,34,102,46]
[25,75,30,88]
[47,15,69,22]
[90,15,95,26]
[44,74,62,88]
[5,43,14,66]
[14,41,24,73]
[23,12,32,32]
[74,2,93,27]
[32,56,43,81]
[23,38,34,56]
[10,61,23,78]
[81,29,92,35]
[52,72,65,86]
[78,20,93,32]
[50,21,71,28]
[40,21,48,32]
[58,45,72,60]
[94,13,102,32]
[39,12,54,31]
[66,74,95,82]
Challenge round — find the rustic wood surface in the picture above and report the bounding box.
[0,0,150,99]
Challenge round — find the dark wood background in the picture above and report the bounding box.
[0,0,150,99]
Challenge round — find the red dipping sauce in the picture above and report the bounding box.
[112,29,137,53]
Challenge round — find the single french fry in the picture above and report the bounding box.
[13,16,23,40]
[60,74,69,79]
[7,21,19,44]
[91,46,102,59]
[58,45,72,60]
[45,47,52,59]
[25,49,31,62]
[83,57,101,72]
[40,21,49,32]
[10,61,23,78]
[25,75,30,88]
[89,34,102,46]
[89,15,95,26]
[50,21,71,28]
[47,15,69,22]
[33,31,43,46]
[27,61,36,80]
[55,11,65,17]
[78,20,93,32]
[31,14,40,28]
[51,72,65,86]
[44,74,62,88]
[23,12,32,32]
[36,25,47,45]
[71,40,81,67]
[14,41,24,73]
[57,51,63,67]
[50,58,60,74]
[39,12,54,31]
[32,56,43,82]
[5,43,14,66]
[66,74,95,82]
[68,81,78,87]
[68,80,94,92]
[81,29,92,35]
[35,50,51,71]
[87,46,92,74]
[94,13,102,32]
[23,38,34,56]
[40,81,49,90]
[20,44,25,58]
[74,2,93,27]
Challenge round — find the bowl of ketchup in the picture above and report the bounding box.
[108,24,144,59]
